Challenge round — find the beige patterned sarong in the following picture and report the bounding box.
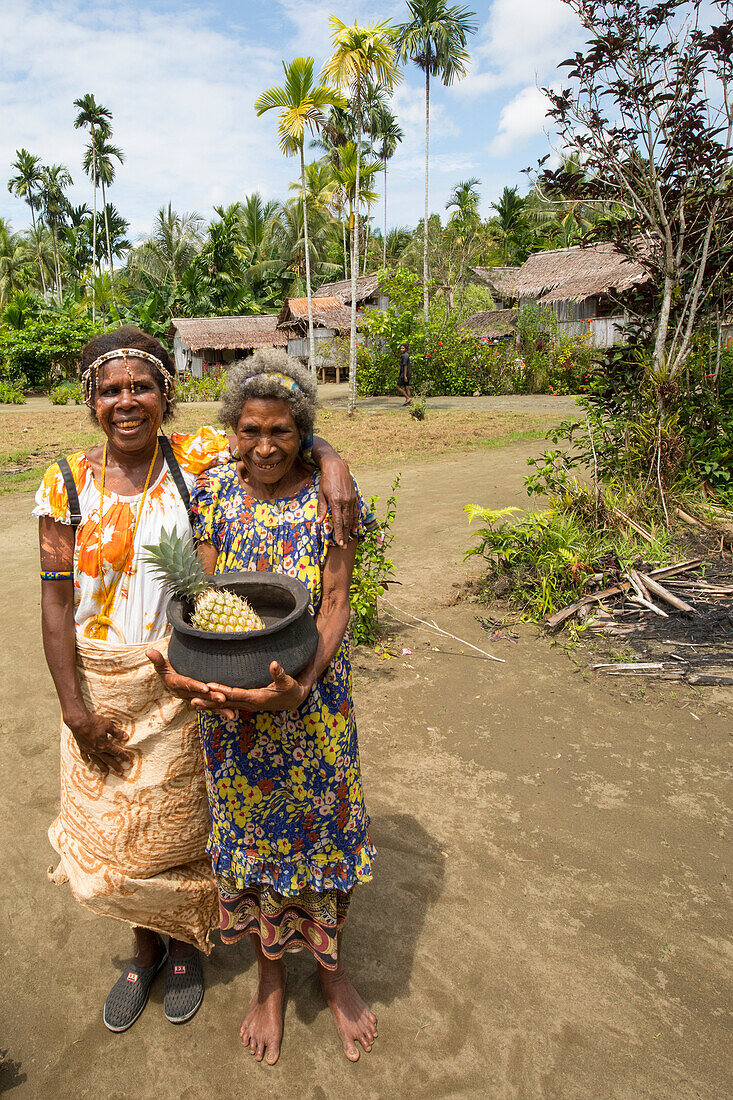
[48,632,218,952]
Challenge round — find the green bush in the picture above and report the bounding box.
[0,317,98,388]
[176,374,227,402]
[357,269,598,397]
[350,476,400,646]
[49,381,83,405]
[0,381,25,405]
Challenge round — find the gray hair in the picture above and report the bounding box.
[219,348,317,439]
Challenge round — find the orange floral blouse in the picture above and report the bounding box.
[33,427,230,644]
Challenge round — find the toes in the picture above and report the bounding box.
[344,1039,360,1062]
[255,1040,265,1062]
[265,1043,281,1065]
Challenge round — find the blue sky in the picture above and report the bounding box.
[0,0,584,241]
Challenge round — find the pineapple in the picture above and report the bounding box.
[144,529,265,634]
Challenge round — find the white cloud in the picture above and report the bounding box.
[455,0,582,98]
[488,85,550,156]
[0,0,296,235]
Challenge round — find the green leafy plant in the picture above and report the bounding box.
[48,380,83,405]
[0,381,26,404]
[176,375,227,402]
[0,317,98,388]
[350,475,400,646]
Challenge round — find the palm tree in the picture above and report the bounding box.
[0,223,31,307]
[395,0,477,322]
[270,200,341,295]
[7,149,46,293]
[322,17,401,412]
[73,94,112,321]
[374,108,404,265]
[39,164,73,302]
[84,131,124,293]
[23,223,55,292]
[256,58,346,375]
[240,192,280,263]
[384,226,412,264]
[490,186,527,263]
[289,159,337,219]
[447,177,481,223]
[129,205,204,290]
[330,142,382,264]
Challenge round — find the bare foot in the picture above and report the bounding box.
[319,967,378,1061]
[240,957,286,1065]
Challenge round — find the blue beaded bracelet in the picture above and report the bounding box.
[41,570,73,581]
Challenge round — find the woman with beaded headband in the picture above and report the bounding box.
[35,326,357,1033]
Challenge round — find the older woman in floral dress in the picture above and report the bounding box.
[150,349,378,1065]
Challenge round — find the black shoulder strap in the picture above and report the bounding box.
[158,434,193,525]
[57,457,82,529]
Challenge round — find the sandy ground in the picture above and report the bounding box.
[1,440,731,1099]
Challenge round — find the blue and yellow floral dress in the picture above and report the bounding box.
[192,464,377,969]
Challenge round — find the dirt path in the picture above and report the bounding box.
[1,442,730,1099]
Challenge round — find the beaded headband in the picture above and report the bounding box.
[81,348,175,407]
[242,371,301,394]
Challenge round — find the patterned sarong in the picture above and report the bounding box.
[48,633,218,952]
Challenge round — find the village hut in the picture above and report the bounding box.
[168,315,289,377]
[507,243,648,347]
[315,274,389,311]
[461,308,518,344]
[277,296,354,381]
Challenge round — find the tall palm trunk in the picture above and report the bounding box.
[363,127,373,276]
[99,177,117,309]
[342,218,348,279]
[383,163,388,266]
[423,65,430,324]
[51,227,62,303]
[300,145,317,376]
[348,111,362,415]
[28,187,47,295]
[91,134,97,323]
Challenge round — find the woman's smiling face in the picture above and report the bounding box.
[236,398,301,488]
[94,358,165,454]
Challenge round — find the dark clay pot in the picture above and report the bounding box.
[166,571,318,689]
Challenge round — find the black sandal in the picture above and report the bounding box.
[163,949,204,1024]
[103,946,168,1032]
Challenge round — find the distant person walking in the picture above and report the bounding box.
[396,343,412,406]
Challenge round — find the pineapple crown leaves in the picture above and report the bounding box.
[142,528,211,600]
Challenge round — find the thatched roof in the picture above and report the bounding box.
[315,274,380,305]
[169,314,288,351]
[469,267,520,296]
[509,243,648,303]
[278,296,353,332]
[461,309,518,339]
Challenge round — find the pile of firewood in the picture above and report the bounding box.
[545,558,733,686]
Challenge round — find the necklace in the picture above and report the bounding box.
[86,441,159,641]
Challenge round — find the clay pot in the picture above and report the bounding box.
[166,571,318,689]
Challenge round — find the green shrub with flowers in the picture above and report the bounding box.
[358,269,599,397]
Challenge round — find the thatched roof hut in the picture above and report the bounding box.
[508,243,647,304]
[169,315,291,376]
[315,274,386,308]
[278,296,352,333]
[169,314,288,353]
[461,309,518,340]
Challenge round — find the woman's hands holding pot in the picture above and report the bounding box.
[146,648,237,718]
[67,711,133,777]
[200,661,310,714]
